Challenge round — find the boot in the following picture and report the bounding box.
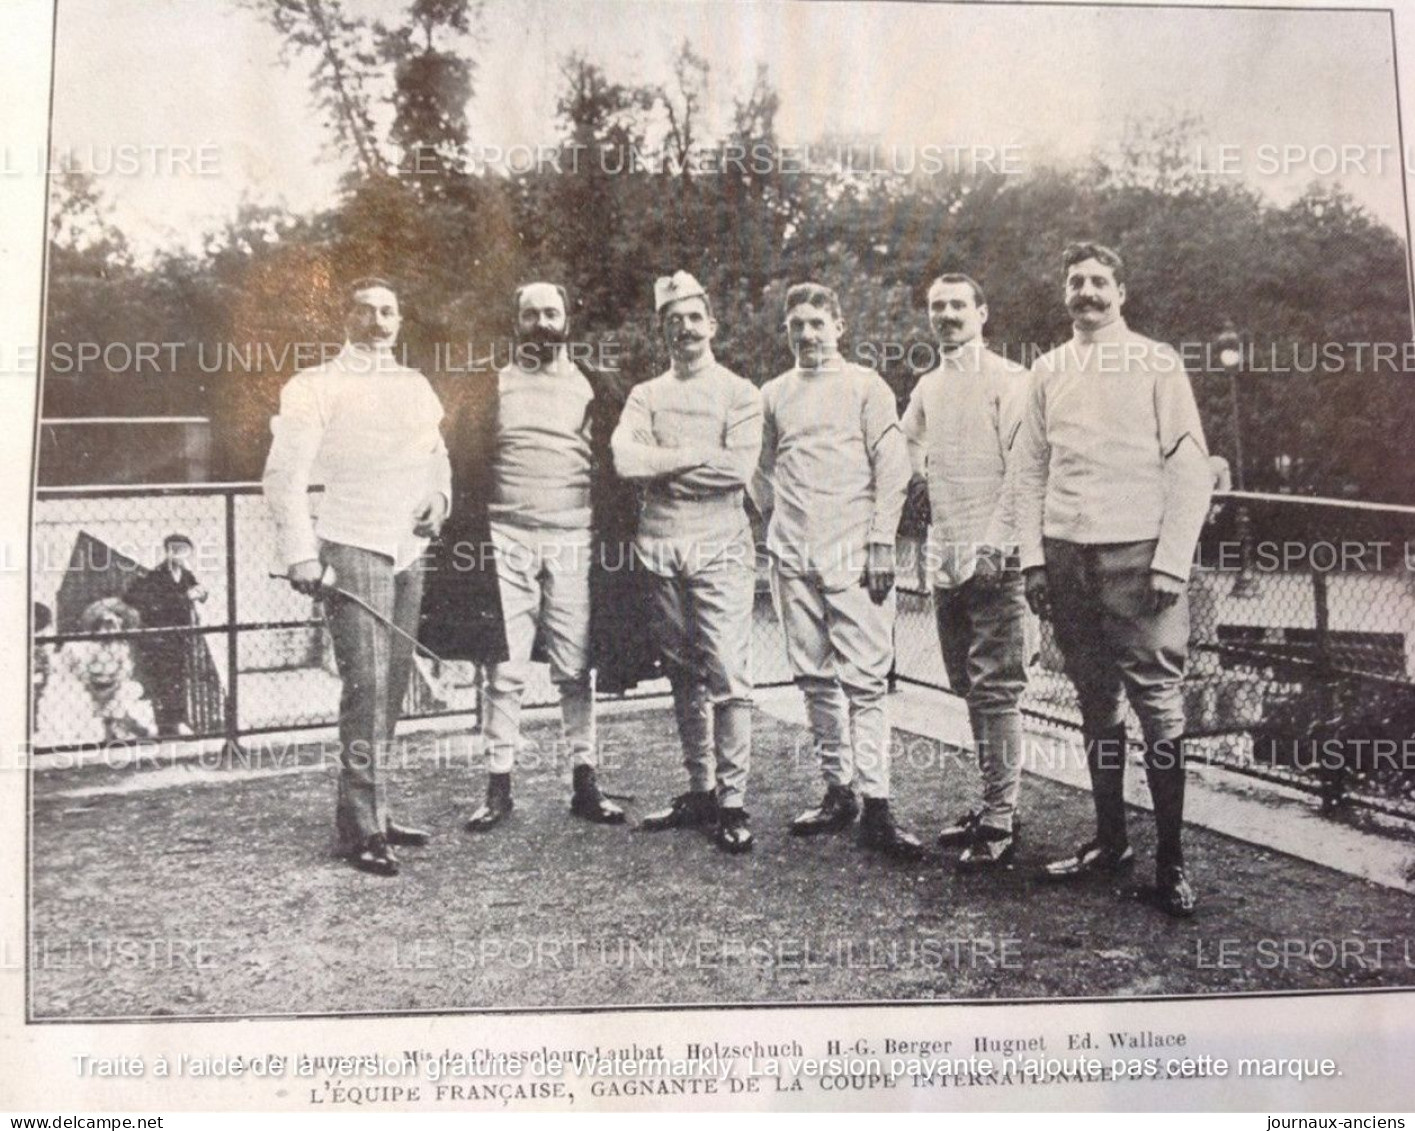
[570,764,626,825]
[715,806,754,854]
[858,798,924,861]
[1145,736,1194,917]
[464,772,513,833]
[789,783,859,835]
[1087,723,1130,853]
[639,789,718,832]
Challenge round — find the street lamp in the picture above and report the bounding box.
[1216,321,1245,492]
[1216,321,1258,598]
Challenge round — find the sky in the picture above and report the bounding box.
[46,0,1409,258]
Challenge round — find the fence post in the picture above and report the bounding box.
[223,490,243,760]
[1311,567,1341,808]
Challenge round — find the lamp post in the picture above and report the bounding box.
[1216,321,1258,598]
[1216,321,1245,491]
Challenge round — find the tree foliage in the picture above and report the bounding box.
[42,26,1415,501]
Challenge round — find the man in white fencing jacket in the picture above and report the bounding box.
[754,282,922,859]
[612,271,762,854]
[901,273,1030,869]
[263,277,450,877]
[1011,242,1212,917]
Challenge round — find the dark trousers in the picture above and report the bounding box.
[320,541,426,850]
[140,637,188,732]
[1044,538,1189,873]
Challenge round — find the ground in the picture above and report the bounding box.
[28,704,1415,1020]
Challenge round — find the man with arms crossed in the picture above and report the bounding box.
[754,282,922,859]
[263,277,450,877]
[901,273,1029,869]
[611,271,762,854]
[1012,243,1211,916]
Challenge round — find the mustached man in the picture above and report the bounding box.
[753,283,922,860]
[263,277,449,877]
[419,282,656,831]
[611,272,763,854]
[900,273,1030,869]
[1012,242,1212,917]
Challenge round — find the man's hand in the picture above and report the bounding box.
[413,492,449,538]
[972,544,1009,589]
[189,585,208,603]
[1149,570,1185,614]
[1024,566,1051,619]
[288,559,325,597]
[863,543,896,605]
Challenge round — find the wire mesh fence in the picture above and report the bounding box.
[30,485,1415,819]
[29,484,795,754]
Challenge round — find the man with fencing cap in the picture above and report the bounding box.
[611,271,763,854]
[753,281,922,860]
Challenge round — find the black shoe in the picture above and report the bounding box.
[957,825,1016,871]
[385,822,432,847]
[347,833,399,877]
[938,809,1023,847]
[789,784,859,836]
[858,799,925,861]
[639,789,719,832]
[1153,866,1197,918]
[936,808,983,847]
[715,807,754,854]
[1043,840,1135,881]
[570,765,626,825]
[465,773,514,833]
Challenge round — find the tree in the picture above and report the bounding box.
[239,0,387,178]
[377,0,484,191]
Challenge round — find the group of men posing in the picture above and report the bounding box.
[262,240,1212,919]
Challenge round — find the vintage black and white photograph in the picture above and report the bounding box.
[23,0,1415,1036]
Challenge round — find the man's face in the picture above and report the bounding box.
[345,285,402,350]
[928,282,987,349]
[785,301,844,368]
[516,285,569,367]
[1064,258,1125,331]
[662,296,716,365]
[165,543,191,569]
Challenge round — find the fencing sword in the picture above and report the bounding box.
[268,567,636,801]
[269,565,454,701]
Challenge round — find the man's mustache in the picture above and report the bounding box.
[1069,297,1108,312]
[935,320,964,332]
[518,326,568,345]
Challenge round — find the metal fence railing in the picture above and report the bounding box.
[29,483,796,756]
[893,491,1415,819]
[30,485,1415,820]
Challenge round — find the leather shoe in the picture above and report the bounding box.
[639,790,718,832]
[1042,840,1135,881]
[957,825,1016,871]
[570,766,626,825]
[385,822,431,847]
[858,799,925,861]
[465,773,514,833]
[936,808,982,847]
[789,784,859,836]
[715,807,754,854]
[347,833,399,877]
[1153,866,1197,918]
